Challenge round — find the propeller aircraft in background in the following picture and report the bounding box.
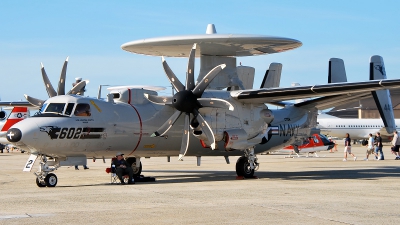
[0,106,29,143]
[278,133,335,158]
[1,24,400,187]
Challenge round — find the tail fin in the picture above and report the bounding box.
[328,58,347,83]
[370,55,395,133]
[0,107,28,132]
[260,63,282,88]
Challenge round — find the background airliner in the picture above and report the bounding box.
[317,114,399,141]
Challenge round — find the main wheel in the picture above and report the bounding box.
[36,178,46,187]
[45,173,58,187]
[127,157,142,176]
[236,156,254,178]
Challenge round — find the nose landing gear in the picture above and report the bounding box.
[34,155,60,187]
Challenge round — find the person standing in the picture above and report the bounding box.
[391,131,400,160]
[343,133,357,161]
[375,132,384,160]
[364,133,378,161]
[75,165,89,170]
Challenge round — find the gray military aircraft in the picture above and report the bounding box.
[2,24,400,187]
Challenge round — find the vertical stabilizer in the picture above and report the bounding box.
[1,107,28,132]
[370,55,395,133]
[328,58,347,83]
[260,63,282,88]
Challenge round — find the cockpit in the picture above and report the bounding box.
[37,102,92,117]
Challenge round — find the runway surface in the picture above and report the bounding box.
[0,144,399,224]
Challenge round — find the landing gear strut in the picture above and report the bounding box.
[34,155,60,187]
[236,148,259,178]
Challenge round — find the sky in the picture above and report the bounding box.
[1,0,399,102]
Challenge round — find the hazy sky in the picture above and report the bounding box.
[1,0,399,101]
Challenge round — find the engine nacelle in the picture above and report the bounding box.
[260,109,274,124]
[224,129,249,151]
[0,110,6,120]
[109,88,158,105]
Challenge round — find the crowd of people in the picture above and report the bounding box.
[341,131,400,161]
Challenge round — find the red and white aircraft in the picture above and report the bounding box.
[279,134,335,157]
[0,107,29,143]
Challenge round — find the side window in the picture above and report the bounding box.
[64,103,75,116]
[74,103,91,117]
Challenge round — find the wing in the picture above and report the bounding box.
[231,79,400,104]
[0,101,35,107]
[294,93,371,110]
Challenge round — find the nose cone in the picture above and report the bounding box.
[6,128,22,142]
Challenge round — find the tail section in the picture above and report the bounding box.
[0,107,28,132]
[370,55,396,133]
[260,63,282,88]
[328,58,347,83]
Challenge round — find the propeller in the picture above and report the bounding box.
[24,57,89,107]
[145,43,233,160]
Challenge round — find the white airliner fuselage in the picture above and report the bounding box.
[317,114,399,140]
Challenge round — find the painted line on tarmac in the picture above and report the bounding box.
[0,213,54,220]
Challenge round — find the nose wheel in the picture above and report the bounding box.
[34,155,60,187]
[45,173,58,187]
[36,178,46,187]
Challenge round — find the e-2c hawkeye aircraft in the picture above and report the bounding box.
[2,24,400,187]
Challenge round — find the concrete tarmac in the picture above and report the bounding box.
[0,144,399,224]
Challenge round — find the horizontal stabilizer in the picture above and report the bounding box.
[370,55,395,133]
[260,63,282,88]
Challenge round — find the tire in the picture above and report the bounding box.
[36,178,46,187]
[127,157,142,176]
[45,173,58,187]
[236,156,254,178]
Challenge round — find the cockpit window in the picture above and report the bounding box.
[64,103,75,116]
[74,103,91,117]
[40,103,48,113]
[45,103,66,114]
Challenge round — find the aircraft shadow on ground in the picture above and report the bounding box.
[56,166,400,187]
[140,166,400,184]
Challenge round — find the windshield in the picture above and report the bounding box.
[44,103,66,114]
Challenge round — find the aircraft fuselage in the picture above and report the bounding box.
[7,93,316,159]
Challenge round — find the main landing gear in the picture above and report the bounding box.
[127,157,142,177]
[236,148,259,178]
[34,155,60,187]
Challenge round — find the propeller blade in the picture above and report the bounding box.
[186,43,196,91]
[41,63,57,98]
[67,80,89,95]
[192,64,226,97]
[193,109,216,150]
[151,110,182,137]
[24,94,45,107]
[178,113,190,161]
[197,98,234,111]
[144,94,172,105]
[57,57,68,95]
[162,57,185,92]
